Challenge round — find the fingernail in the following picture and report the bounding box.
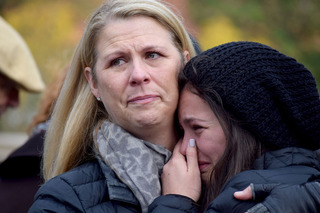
[189,139,195,147]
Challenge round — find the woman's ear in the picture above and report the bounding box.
[84,67,99,98]
[183,50,190,63]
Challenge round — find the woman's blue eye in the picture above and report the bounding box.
[111,58,125,66]
[146,52,159,59]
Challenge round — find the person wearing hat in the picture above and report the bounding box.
[150,41,320,212]
[0,16,45,213]
[0,16,45,117]
[0,67,68,213]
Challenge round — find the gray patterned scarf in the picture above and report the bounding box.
[96,120,172,213]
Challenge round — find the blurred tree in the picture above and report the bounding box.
[0,0,27,13]
[165,0,199,36]
[189,0,320,91]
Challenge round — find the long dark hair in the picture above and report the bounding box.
[179,63,261,211]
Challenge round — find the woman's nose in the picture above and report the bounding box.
[179,136,189,155]
[129,59,151,86]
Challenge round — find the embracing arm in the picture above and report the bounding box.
[234,181,320,213]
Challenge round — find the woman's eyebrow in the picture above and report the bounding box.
[139,44,167,52]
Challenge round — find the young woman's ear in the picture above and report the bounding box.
[84,67,99,99]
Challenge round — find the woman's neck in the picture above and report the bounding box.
[134,122,178,151]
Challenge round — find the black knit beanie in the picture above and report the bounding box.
[182,41,320,150]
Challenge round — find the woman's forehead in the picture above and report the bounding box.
[96,16,175,54]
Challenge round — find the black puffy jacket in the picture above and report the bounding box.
[207,147,320,212]
[150,147,320,213]
[28,158,142,212]
[28,156,200,213]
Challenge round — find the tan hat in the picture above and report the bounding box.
[0,16,45,93]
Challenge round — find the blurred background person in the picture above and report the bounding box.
[0,16,44,117]
[0,15,47,213]
[0,64,67,213]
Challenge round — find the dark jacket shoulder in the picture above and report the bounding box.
[29,159,140,213]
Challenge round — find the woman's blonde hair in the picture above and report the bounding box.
[43,0,197,181]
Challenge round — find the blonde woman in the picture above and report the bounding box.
[29,0,196,212]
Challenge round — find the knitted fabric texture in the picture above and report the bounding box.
[182,41,320,150]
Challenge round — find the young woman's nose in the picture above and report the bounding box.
[129,59,151,86]
[179,136,189,155]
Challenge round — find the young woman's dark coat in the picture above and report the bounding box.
[150,147,320,213]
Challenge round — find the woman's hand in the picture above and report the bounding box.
[161,139,201,202]
[234,182,320,213]
[233,185,253,200]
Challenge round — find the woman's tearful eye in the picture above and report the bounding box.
[192,125,205,132]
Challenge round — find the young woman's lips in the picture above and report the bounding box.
[128,95,158,104]
[198,162,210,172]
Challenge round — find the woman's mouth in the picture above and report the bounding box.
[198,162,210,172]
[128,95,159,104]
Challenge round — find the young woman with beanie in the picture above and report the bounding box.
[150,41,320,212]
